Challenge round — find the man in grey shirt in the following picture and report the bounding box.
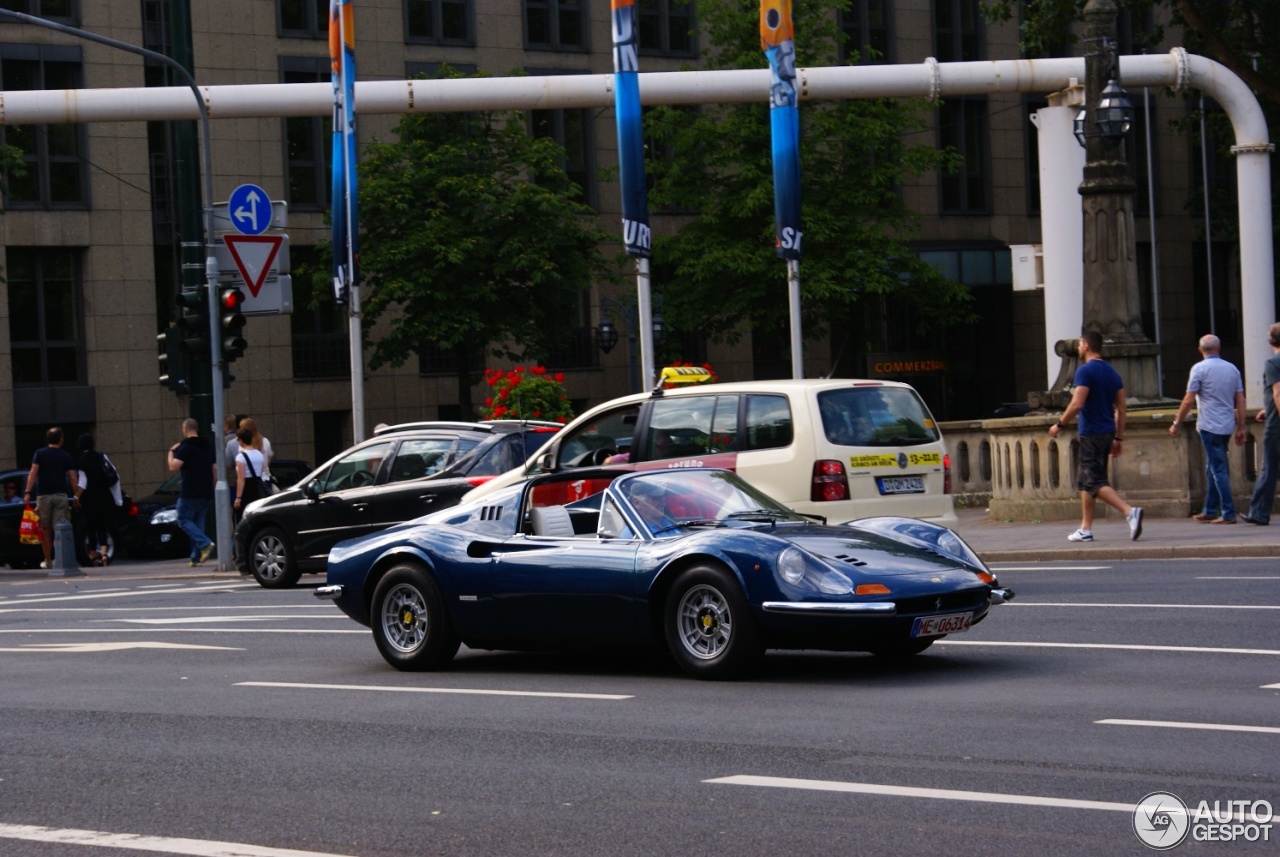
[1169,334,1246,523]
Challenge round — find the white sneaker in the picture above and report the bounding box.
[1067,529,1093,542]
[1127,507,1144,541]
[39,560,50,569]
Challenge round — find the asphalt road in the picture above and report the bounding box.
[0,558,1277,857]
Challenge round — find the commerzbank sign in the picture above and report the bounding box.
[867,352,947,378]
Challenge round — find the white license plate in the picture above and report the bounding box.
[878,476,925,495]
[911,612,973,638]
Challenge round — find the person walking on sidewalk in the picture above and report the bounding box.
[1048,331,1144,542]
[23,426,78,569]
[1242,323,1280,525]
[1169,334,1246,524]
[168,418,216,567]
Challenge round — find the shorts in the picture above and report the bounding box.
[1075,434,1114,496]
[36,493,71,531]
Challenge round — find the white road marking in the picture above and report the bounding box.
[937,640,1280,656]
[705,775,1134,813]
[1197,576,1280,580]
[3,605,336,613]
[238,680,633,700]
[1098,719,1280,735]
[0,822,356,856]
[987,565,1111,571]
[107,615,346,624]
[1263,683,1280,689]
[0,628,365,634]
[0,642,242,653]
[1007,602,1280,609]
[0,584,260,607]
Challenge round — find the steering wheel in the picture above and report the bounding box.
[348,469,374,488]
[588,447,618,466]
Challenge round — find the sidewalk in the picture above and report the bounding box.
[2,508,1276,585]
[951,506,1280,562]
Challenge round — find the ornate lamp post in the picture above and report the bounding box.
[596,297,664,394]
[1075,0,1164,401]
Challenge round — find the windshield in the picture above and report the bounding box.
[616,469,801,535]
[817,386,940,447]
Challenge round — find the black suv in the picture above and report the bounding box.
[235,421,560,588]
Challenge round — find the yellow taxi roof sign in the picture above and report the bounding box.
[660,365,713,385]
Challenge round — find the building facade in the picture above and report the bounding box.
[0,0,1247,494]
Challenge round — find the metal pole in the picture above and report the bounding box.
[0,9,233,570]
[337,4,366,443]
[635,257,654,390]
[1199,94,1216,335]
[1144,84,1163,395]
[787,259,803,378]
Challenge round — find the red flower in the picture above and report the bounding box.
[554,372,565,383]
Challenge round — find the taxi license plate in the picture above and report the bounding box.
[878,475,925,495]
[911,612,973,638]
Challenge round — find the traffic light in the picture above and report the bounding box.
[175,288,209,355]
[218,286,247,362]
[157,324,188,394]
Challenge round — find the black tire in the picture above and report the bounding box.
[868,638,935,658]
[371,564,460,671]
[248,526,301,588]
[663,565,762,680]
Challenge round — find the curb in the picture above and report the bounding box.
[979,545,1278,562]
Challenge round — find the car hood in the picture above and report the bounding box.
[777,524,979,577]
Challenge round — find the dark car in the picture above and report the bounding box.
[135,459,311,558]
[236,421,561,588]
[316,467,1014,679]
[0,468,143,567]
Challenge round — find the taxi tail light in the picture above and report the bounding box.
[943,453,952,494]
[811,460,849,502]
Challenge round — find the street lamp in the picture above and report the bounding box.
[595,297,665,393]
[1073,75,1135,146]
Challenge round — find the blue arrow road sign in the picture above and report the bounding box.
[227,183,271,235]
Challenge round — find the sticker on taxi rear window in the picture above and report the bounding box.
[849,451,942,469]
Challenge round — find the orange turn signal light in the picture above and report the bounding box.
[854,583,891,596]
[976,571,996,584]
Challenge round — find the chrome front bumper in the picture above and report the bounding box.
[314,585,344,601]
[762,601,897,615]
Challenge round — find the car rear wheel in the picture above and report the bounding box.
[371,564,459,671]
[249,526,301,588]
[664,565,762,680]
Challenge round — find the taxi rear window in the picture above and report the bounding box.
[818,387,939,447]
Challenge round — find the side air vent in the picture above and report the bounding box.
[832,554,868,567]
[479,505,504,521]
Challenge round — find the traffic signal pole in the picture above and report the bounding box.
[0,7,235,570]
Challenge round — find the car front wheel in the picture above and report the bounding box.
[664,565,762,680]
[249,526,300,588]
[371,564,459,671]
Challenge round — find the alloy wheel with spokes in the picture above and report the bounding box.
[663,565,761,680]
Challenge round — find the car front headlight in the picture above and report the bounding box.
[776,546,853,596]
[151,508,178,525]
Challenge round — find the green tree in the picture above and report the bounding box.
[353,72,614,415]
[646,0,972,354]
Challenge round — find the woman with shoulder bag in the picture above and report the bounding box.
[233,427,269,520]
[74,433,123,566]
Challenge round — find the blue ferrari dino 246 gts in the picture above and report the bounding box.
[317,467,1013,679]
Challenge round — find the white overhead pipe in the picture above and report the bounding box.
[1,51,1271,402]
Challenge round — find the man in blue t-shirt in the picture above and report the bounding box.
[1047,331,1144,542]
[1243,323,1280,525]
[168,418,216,566]
[24,426,77,569]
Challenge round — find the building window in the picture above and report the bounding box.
[418,342,483,376]
[638,0,694,58]
[529,72,596,207]
[0,43,87,208]
[281,57,333,210]
[524,0,586,51]
[279,0,329,38]
[405,0,473,46]
[933,0,982,63]
[290,247,351,380]
[0,0,78,23]
[7,247,84,386]
[840,0,892,64]
[938,97,989,214]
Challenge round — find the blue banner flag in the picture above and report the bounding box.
[612,0,650,259]
[330,0,359,303]
[761,0,802,260]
